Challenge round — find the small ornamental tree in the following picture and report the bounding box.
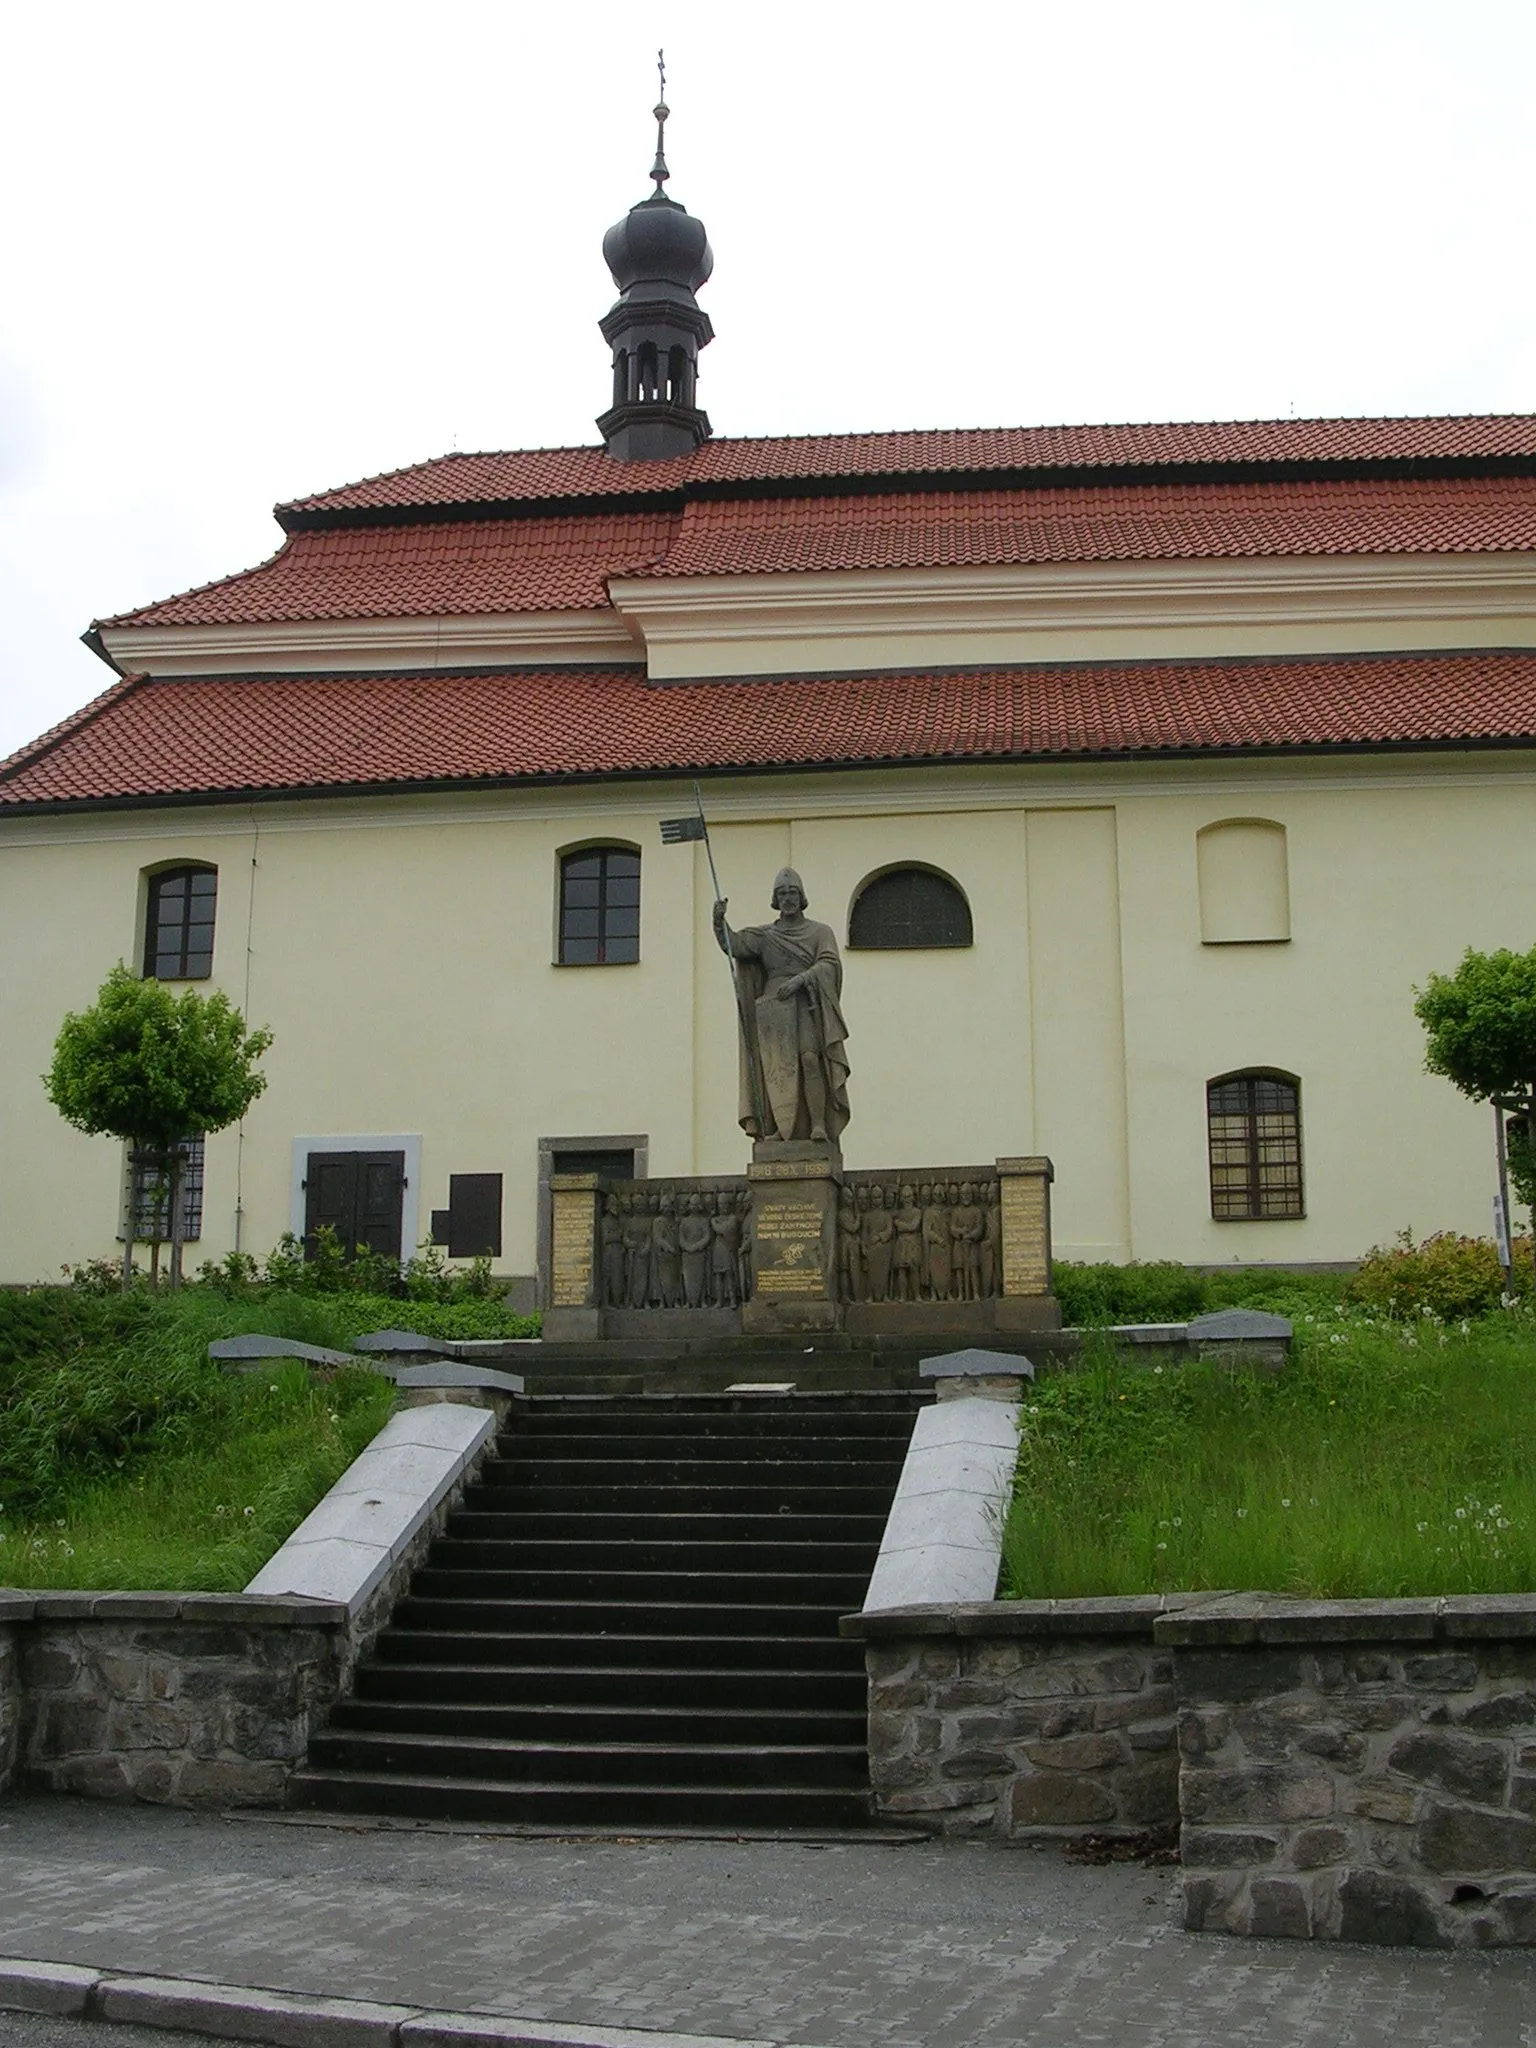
[1414,944,1536,1264]
[44,965,273,1288]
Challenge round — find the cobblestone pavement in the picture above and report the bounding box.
[0,1797,1534,2048]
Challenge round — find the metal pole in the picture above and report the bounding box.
[693,782,770,1139]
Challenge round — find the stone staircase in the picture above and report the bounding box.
[289,1390,926,1828]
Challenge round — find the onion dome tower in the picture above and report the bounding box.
[597,57,714,462]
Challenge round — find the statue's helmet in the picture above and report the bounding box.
[771,866,808,909]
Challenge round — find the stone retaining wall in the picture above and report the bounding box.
[0,1593,346,1807]
[1166,1593,1536,1947]
[848,1598,1200,1840]
[849,1592,1536,1945]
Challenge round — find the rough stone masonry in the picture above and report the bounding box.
[1164,1593,1536,1947]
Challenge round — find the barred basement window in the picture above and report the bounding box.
[144,866,217,979]
[848,866,973,949]
[1207,1072,1304,1220]
[558,846,640,965]
[126,1135,205,1244]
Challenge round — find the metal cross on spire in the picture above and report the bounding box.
[650,48,670,192]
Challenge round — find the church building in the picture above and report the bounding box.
[3,108,1535,1294]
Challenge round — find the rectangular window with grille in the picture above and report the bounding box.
[1207,1074,1304,1220]
[125,1136,205,1243]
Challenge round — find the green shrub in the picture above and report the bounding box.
[249,1229,503,1302]
[1053,1261,1209,1326]
[1051,1259,1347,1326]
[1344,1231,1529,1321]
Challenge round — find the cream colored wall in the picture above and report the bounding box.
[3,753,1534,1284]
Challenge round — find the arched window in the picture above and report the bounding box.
[848,866,973,950]
[558,846,640,965]
[1207,1071,1303,1220]
[144,865,217,979]
[1197,820,1290,943]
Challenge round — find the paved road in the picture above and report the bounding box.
[0,1796,1534,2047]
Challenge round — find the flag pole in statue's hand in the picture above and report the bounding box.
[659,785,770,1138]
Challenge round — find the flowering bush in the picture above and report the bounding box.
[1343,1230,1529,1320]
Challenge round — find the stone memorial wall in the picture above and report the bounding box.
[542,1155,1056,1341]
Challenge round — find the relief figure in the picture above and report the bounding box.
[650,1191,681,1308]
[891,1184,923,1302]
[678,1192,712,1309]
[599,1195,627,1308]
[837,1189,862,1301]
[711,1189,743,1308]
[922,1183,952,1302]
[623,1193,653,1309]
[861,1183,894,1303]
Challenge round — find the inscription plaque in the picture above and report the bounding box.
[753,1196,829,1296]
[550,1185,597,1308]
[1000,1174,1049,1296]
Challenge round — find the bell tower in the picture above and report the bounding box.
[597,56,714,463]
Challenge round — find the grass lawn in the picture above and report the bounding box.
[0,1283,533,1592]
[1001,1309,1536,1600]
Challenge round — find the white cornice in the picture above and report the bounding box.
[97,609,640,678]
[5,749,1532,849]
[608,553,1536,677]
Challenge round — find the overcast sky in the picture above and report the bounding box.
[2,0,1533,760]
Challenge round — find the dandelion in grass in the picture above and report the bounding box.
[1281,1499,1292,1509]
[1237,1509,1248,1520]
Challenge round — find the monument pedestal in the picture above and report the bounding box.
[741,1143,843,1335]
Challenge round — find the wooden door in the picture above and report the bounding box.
[305,1151,405,1260]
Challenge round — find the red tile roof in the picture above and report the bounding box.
[5,653,1533,809]
[103,479,1536,630]
[107,512,680,628]
[279,415,1536,515]
[648,478,1536,579]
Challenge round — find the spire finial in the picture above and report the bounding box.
[650,48,670,192]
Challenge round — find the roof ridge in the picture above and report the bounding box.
[277,409,1536,490]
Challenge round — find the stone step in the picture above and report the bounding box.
[476,1482,899,1515]
[327,1699,867,1747]
[427,1535,879,1573]
[306,1728,870,1790]
[493,1432,910,1462]
[482,1456,907,1489]
[445,1510,889,1544]
[390,1596,857,1635]
[288,1767,875,1829]
[406,1569,869,1607]
[511,1407,924,1440]
[372,1627,865,1672]
[351,1662,868,1711]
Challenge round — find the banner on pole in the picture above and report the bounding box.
[1494,1192,1513,1266]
